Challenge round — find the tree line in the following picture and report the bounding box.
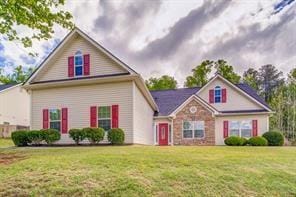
[145,60,295,143]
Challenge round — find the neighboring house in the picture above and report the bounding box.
[23,28,272,145]
[0,84,30,137]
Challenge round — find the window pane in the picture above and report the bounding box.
[50,109,60,121]
[99,106,111,119]
[241,121,252,137]
[194,121,204,138]
[215,96,221,103]
[194,130,204,138]
[98,119,111,131]
[50,121,61,131]
[230,121,240,136]
[75,55,83,65]
[183,121,193,130]
[183,130,193,138]
[75,66,83,76]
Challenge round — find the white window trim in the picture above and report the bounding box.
[97,106,112,130]
[49,109,61,131]
[229,120,252,138]
[182,120,205,139]
[74,51,83,76]
[214,86,222,103]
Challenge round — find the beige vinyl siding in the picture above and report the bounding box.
[31,82,133,144]
[0,86,30,126]
[215,114,269,145]
[133,82,154,145]
[33,35,127,82]
[198,78,265,111]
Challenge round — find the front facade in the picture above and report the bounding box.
[0,84,30,137]
[23,28,272,145]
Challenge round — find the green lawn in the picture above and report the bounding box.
[0,139,295,196]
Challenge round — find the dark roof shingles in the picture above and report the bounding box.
[150,83,271,116]
[150,87,200,116]
[0,84,17,91]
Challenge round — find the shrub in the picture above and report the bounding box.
[262,131,284,146]
[248,136,268,146]
[241,137,248,146]
[224,136,244,146]
[69,129,86,145]
[42,129,61,145]
[108,128,125,145]
[83,127,105,144]
[27,130,45,145]
[11,130,30,146]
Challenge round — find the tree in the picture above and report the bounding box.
[288,68,296,83]
[0,0,73,50]
[243,68,260,91]
[214,59,241,84]
[258,64,284,102]
[0,65,34,84]
[184,60,213,87]
[146,75,177,91]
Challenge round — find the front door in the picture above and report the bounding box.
[158,123,168,146]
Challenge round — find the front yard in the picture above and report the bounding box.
[0,139,295,196]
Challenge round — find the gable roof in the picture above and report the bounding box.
[150,82,271,116]
[24,27,137,85]
[197,74,272,112]
[0,84,19,92]
[150,87,200,116]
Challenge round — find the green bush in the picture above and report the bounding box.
[108,128,125,145]
[262,131,284,146]
[241,137,248,146]
[69,129,86,145]
[224,136,245,146]
[83,127,105,144]
[27,130,45,145]
[42,129,61,145]
[248,136,268,146]
[11,130,30,146]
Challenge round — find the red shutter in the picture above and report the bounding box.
[252,120,258,136]
[62,108,68,134]
[209,89,214,103]
[43,109,49,129]
[68,56,74,77]
[223,120,228,138]
[83,54,90,75]
[222,88,227,103]
[90,106,97,127]
[112,105,119,128]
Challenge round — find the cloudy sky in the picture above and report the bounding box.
[0,0,295,85]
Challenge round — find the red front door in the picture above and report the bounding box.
[158,123,168,146]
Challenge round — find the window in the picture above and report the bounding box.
[50,109,61,131]
[229,120,252,138]
[214,86,221,103]
[169,124,172,143]
[74,51,83,76]
[241,121,252,137]
[98,106,111,131]
[183,121,205,139]
[229,121,240,136]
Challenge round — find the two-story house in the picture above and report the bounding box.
[23,28,272,145]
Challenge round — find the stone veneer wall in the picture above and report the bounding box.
[173,99,215,145]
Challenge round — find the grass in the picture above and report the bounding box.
[0,139,295,196]
[0,138,13,148]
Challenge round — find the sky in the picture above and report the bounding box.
[0,0,295,86]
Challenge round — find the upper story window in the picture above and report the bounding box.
[214,86,221,103]
[74,51,83,76]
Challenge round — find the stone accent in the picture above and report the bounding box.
[173,99,215,145]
